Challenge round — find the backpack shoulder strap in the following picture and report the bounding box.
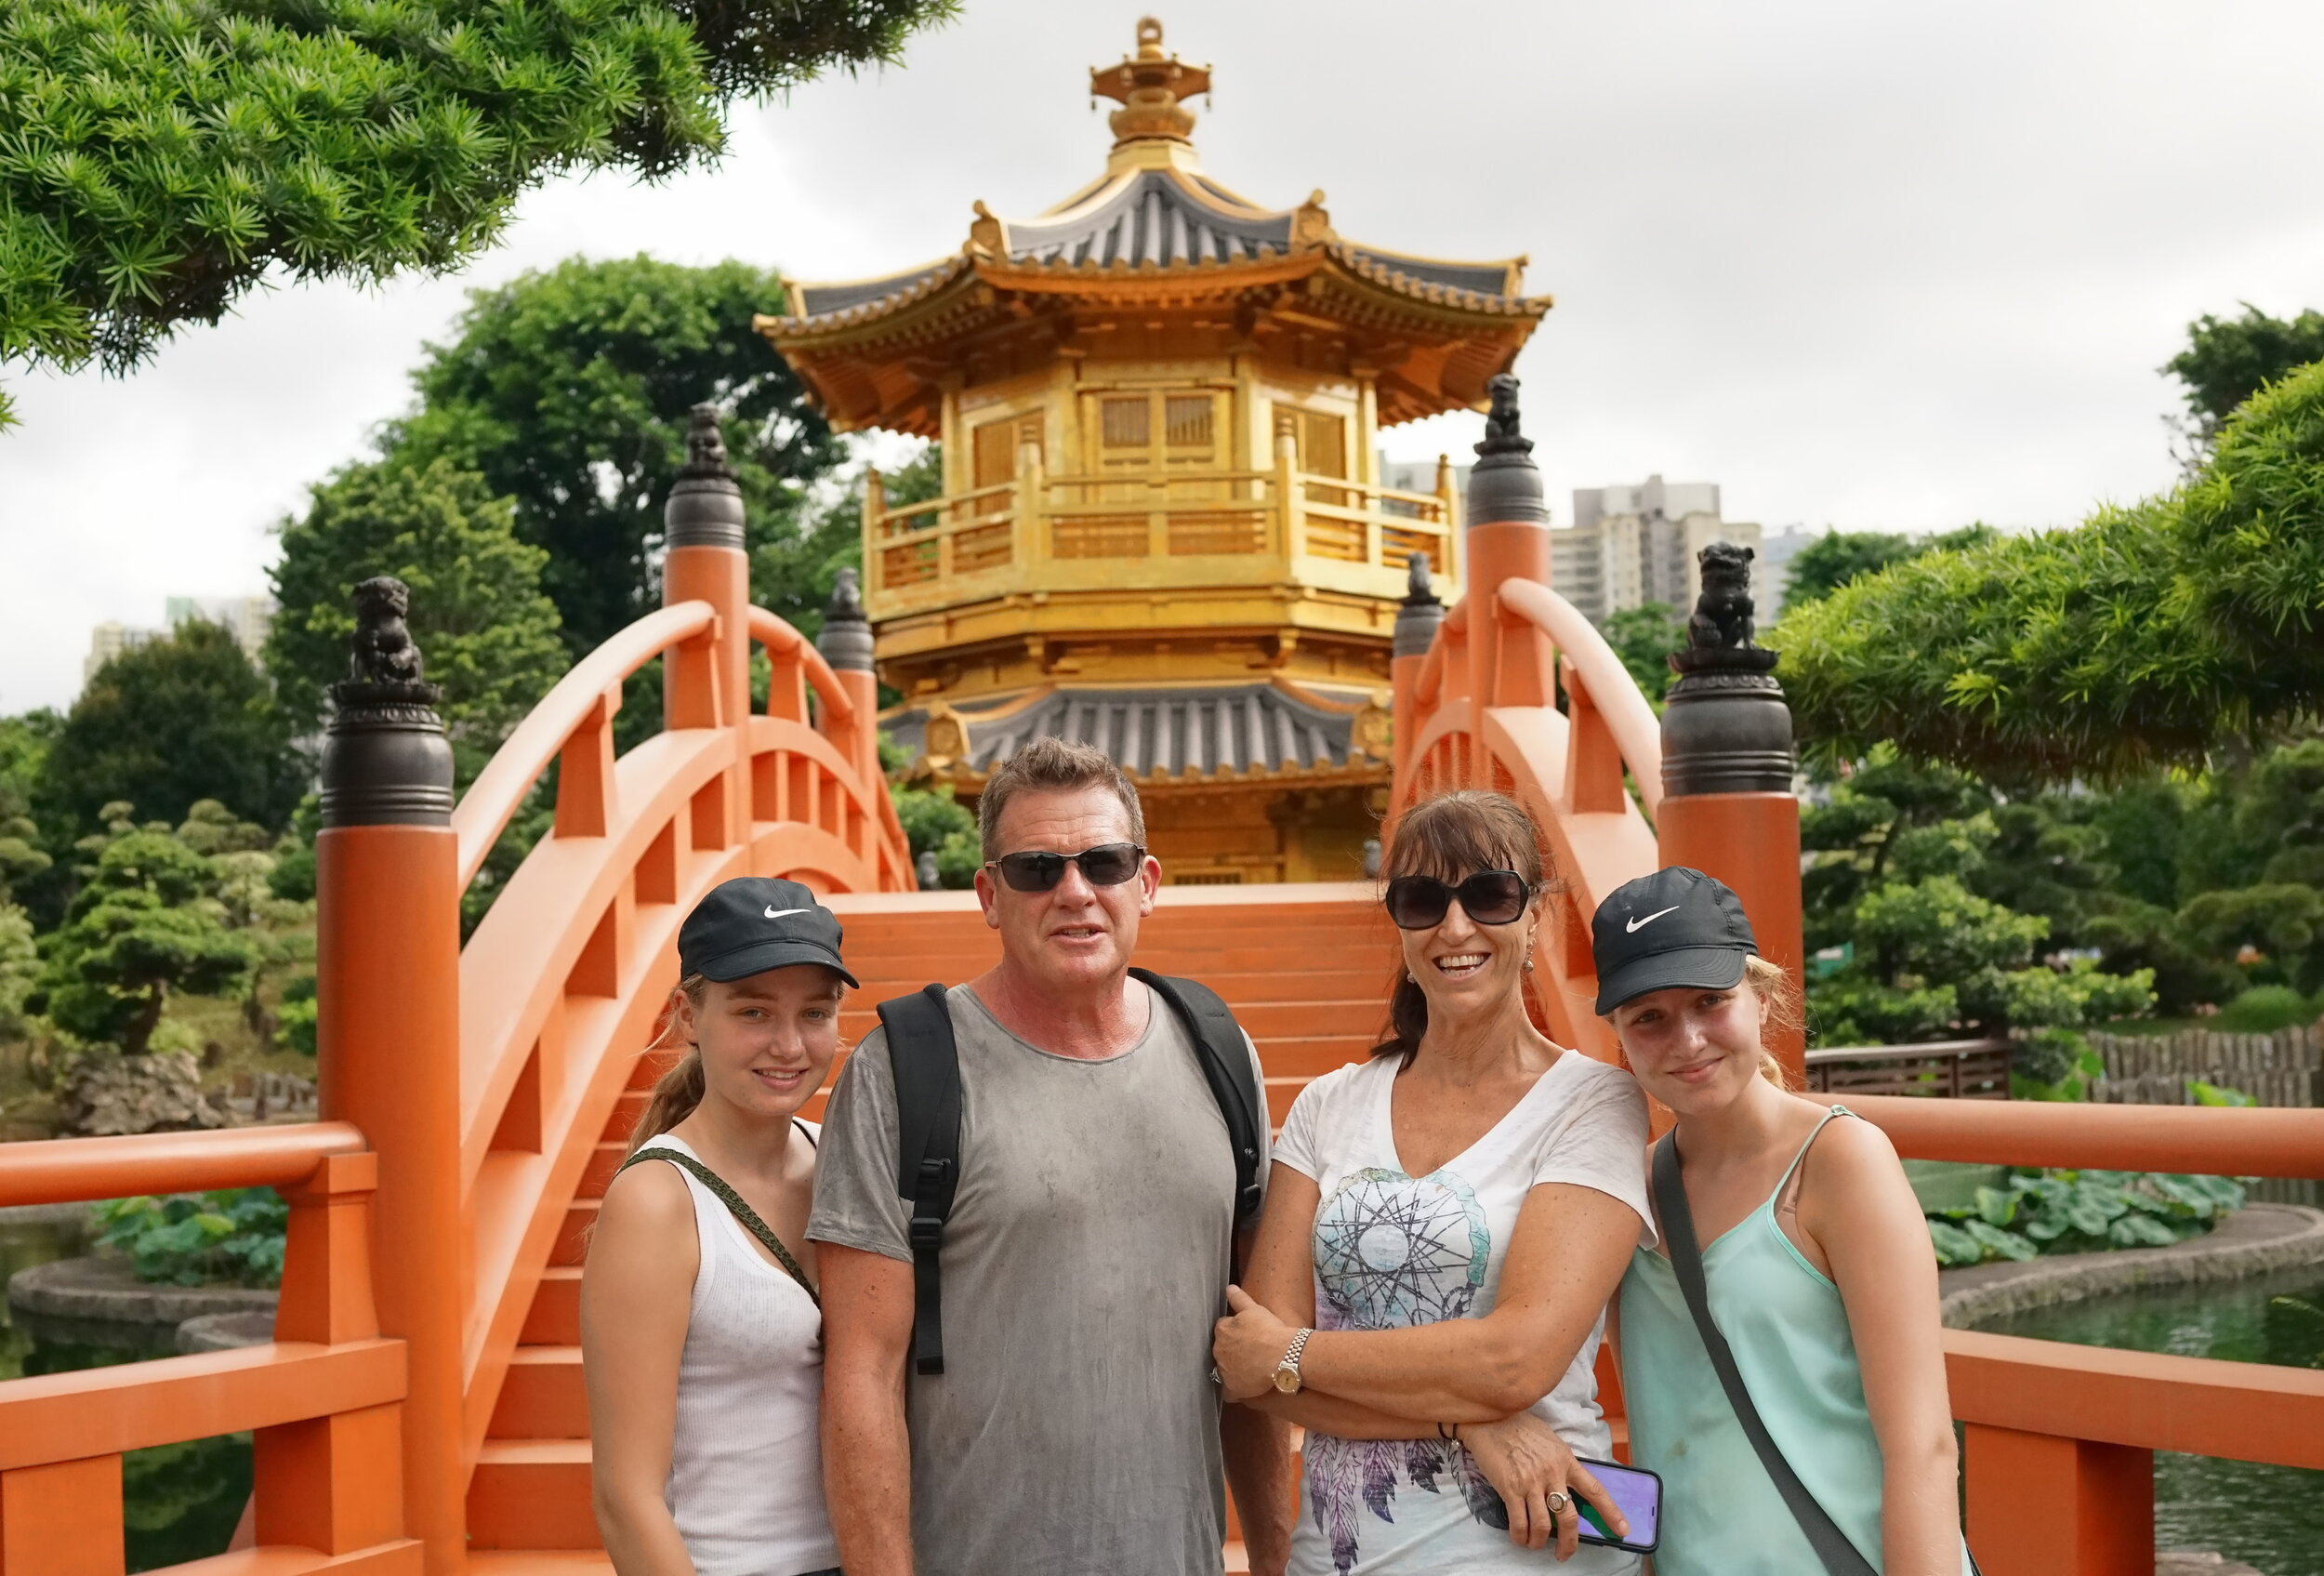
[878,983,960,1377]
[1130,968,1265,1227]
[1652,1132,1878,1576]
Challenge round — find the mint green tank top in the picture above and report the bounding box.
[1617,1107,1970,1576]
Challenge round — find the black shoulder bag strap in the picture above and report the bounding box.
[1130,967,1266,1228]
[617,1145,818,1306]
[1651,1130,1879,1576]
[879,983,961,1376]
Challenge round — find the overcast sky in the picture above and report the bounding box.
[2,0,2318,712]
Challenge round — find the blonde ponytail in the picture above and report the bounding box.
[626,974,711,1156]
[1742,956,1803,1090]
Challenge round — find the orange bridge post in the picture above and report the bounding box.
[813,568,880,789]
[1462,376,1554,723]
[1388,550,1446,829]
[662,404,754,849]
[313,576,466,1573]
[1653,548,1806,1079]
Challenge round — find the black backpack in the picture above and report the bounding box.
[875,968,1265,1376]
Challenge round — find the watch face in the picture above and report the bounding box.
[1273,1367,1301,1395]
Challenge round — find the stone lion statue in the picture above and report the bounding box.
[350,576,425,686]
[1687,542,1757,651]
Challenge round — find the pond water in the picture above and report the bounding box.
[0,1208,251,1572]
[1975,1264,2324,1576]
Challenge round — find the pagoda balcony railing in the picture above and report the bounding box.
[865,443,1460,623]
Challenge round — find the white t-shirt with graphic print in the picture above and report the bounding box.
[1274,1049,1655,1576]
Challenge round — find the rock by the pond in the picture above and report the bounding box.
[57,1050,228,1137]
[1939,1203,2324,1327]
[7,1254,275,1327]
[175,1310,277,1353]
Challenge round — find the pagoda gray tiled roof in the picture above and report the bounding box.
[788,260,961,320]
[888,683,1364,777]
[1005,169,1294,269]
[773,169,1528,327]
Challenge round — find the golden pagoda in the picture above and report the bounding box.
[756,18,1551,883]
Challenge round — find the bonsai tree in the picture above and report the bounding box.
[33,818,254,1055]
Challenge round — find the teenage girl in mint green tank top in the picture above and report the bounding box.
[1589,868,1973,1576]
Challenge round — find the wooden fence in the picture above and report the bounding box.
[1805,1040,2012,1100]
[2088,1024,2322,1108]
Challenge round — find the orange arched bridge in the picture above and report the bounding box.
[2,447,2318,1576]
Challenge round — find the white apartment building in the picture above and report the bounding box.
[1553,475,1761,625]
[84,595,277,686]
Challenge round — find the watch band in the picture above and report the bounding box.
[1277,1327,1314,1387]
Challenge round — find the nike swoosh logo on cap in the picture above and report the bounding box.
[1625,905,1680,934]
[763,906,811,920]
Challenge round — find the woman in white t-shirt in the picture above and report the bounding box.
[1214,790,1654,1575]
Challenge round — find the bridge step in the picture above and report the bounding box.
[489,1346,588,1439]
[471,1556,612,1575]
[552,1200,599,1267]
[469,1440,596,1550]
[522,1268,582,1345]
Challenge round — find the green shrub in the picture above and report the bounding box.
[1925,1168,2246,1266]
[274,974,317,1057]
[91,1188,287,1288]
[2215,985,2320,1033]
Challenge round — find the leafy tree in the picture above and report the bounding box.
[0,711,57,906]
[2164,303,2324,452]
[1783,531,1918,609]
[266,456,566,785]
[382,256,847,654]
[1800,751,2155,1054]
[0,902,39,1038]
[1779,525,2000,612]
[1600,603,1684,703]
[33,825,255,1055]
[0,0,955,425]
[40,621,297,838]
[1776,363,2324,780]
[891,779,976,889]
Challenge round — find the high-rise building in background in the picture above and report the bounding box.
[165,595,274,663]
[83,594,277,687]
[1552,475,1761,625]
[1752,525,1816,620]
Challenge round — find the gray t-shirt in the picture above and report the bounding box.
[808,982,1267,1576]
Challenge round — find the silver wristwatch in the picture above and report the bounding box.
[1272,1327,1314,1395]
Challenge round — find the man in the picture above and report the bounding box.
[812,737,1294,1576]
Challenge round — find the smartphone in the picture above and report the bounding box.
[1572,1455,1661,1555]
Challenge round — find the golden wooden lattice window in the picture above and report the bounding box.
[1101,396,1152,449]
[1164,395,1213,449]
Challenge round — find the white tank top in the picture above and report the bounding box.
[637,1132,839,1576]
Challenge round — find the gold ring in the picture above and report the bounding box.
[1544,1490,1570,1516]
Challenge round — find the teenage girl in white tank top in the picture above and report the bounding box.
[583,877,858,1576]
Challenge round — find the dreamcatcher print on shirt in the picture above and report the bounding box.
[1306,1165,1499,1572]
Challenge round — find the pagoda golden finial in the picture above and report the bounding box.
[1089,17,1211,148]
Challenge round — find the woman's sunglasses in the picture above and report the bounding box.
[1383,870,1531,930]
[984,842,1147,894]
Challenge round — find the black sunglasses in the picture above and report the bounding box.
[985,842,1147,894]
[1383,870,1531,930]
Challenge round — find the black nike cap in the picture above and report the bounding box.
[678,877,859,988]
[1591,866,1756,1015]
